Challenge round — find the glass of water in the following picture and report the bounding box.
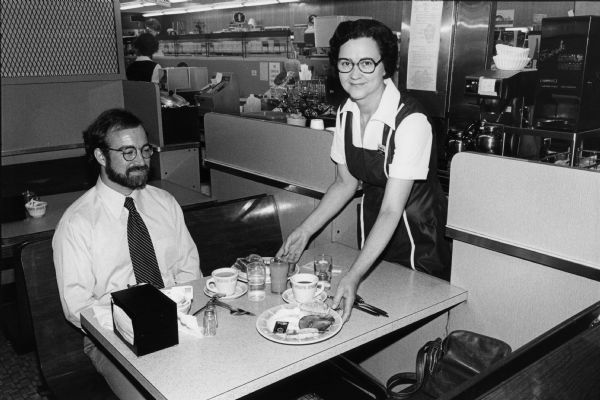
[313,254,333,288]
[247,260,266,301]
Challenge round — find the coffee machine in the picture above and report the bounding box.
[532,16,600,132]
[451,69,538,159]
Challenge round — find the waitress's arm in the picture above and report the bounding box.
[277,163,359,261]
[332,177,414,322]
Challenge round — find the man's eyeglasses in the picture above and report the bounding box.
[337,58,383,74]
[106,144,154,161]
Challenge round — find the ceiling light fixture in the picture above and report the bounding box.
[121,0,171,10]
[142,0,299,17]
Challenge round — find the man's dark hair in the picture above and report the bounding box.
[82,108,143,163]
[133,33,159,57]
[329,19,398,79]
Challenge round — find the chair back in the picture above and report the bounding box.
[184,194,283,276]
[19,239,116,399]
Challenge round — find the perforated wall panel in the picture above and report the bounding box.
[1,0,121,78]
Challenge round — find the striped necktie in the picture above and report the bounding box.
[124,197,164,288]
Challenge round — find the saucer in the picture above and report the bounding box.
[281,288,327,304]
[203,281,248,300]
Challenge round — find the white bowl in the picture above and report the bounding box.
[493,55,530,71]
[25,200,47,218]
[496,44,529,57]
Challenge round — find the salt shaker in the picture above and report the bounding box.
[203,304,217,336]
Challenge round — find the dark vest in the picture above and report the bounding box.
[342,96,451,280]
[126,60,157,82]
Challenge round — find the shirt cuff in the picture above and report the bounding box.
[388,165,429,180]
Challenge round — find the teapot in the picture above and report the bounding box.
[446,127,474,161]
[473,123,504,155]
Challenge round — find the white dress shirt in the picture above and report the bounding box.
[53,178,200,328]
[330,78,432,180]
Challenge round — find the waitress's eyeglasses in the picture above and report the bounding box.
[106,144,154,161]
[337,58,383,74]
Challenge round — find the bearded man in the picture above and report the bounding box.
[53,108,200,399]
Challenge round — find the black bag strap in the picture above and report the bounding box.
[386,338,443,399]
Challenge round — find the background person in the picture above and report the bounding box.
[126,33,162,83]
[53,108,200,399]
[277,19,451,322]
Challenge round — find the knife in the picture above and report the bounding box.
[213,299,256,316]
[354,295,389,317]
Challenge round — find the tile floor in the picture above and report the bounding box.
[0,331,48,400]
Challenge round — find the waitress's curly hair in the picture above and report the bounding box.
[329,19,397,79]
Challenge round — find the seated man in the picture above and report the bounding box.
[53,108,200,399]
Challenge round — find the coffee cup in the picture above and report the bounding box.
[290,273,325,303]
[206,267,239,296]
[309,119,325,130]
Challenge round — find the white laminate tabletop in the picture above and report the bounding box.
[1,180,214,246]
[81,242,467,400]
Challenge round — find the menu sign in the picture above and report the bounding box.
[406,1,443,92]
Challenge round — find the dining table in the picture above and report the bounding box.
[80,242,468,400]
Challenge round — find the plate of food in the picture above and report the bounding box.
[255,303,343,345]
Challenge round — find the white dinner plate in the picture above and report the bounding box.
[203,281,248,300]
[255,303,343,345]
[281,288,328,305]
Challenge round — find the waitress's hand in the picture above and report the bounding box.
[276,227,310,263]
[332,272,360,323]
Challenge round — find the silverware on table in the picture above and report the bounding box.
[212,299,255,316]
[354,294,389,317]
[191,295,222,316]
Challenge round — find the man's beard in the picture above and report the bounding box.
[105,158,149,190]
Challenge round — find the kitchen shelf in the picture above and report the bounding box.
[156,30,292,58]
[489,123,600,169]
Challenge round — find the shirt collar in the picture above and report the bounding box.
[96,177,140,219]
[339,78,401,129]
[135,56,152,62]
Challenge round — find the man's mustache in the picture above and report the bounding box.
[127,165,149,174]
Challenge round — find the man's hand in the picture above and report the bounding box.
[331,272,360,323]
[276,227,310,263]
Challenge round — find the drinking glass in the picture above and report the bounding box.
[269,258,289,294]
[313,254,333,288]
[247,261,266,301]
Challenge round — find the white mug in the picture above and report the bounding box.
[206,267,239,296]
[290,273,325,303]
[309,119,325,130]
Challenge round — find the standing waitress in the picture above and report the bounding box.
[277,19,451,322]
[126,33,162,83]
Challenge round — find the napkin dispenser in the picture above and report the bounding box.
[111,284,178,356]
